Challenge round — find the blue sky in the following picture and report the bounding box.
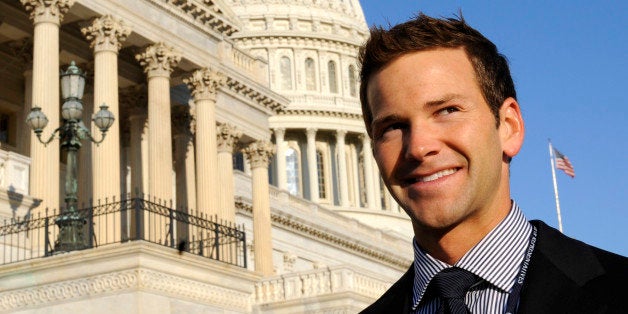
[359,1,628,256]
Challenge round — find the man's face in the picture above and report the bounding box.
[367,48,518,235]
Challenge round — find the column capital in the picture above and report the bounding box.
[273,128,286,139]
[20,0,74,24]
[81,15,131,53]
[243,140,275,169]
[336,129,347,140]
[135,42,181,78]
[183,67,226,101]
[359,133,370,143]
[306,127,317,138]
[217,124,242,153]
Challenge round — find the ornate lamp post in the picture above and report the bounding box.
[26,61,115,252]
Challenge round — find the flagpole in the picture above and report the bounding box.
[548,140,564,233]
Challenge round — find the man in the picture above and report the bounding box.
[359,13,628,314]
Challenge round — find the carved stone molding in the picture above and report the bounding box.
[225,77,285,113]
[242,140,275,169]
[235,198,411,269]
[217,123,242,154]
[0,268,250,312]
[282,108,362,120]
[183,67,226,101]
[135,42,181,78]
[148,0,238,37]
[20,0,74,24]
[81,15,131,53]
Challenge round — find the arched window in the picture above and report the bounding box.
[328,60,338,93]
[280,56,292,90]
[316,150,326,199]
[286,147,300,196]
[348,65,357,97]
[305,58,316,91]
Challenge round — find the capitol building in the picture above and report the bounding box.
[0,0,413,312]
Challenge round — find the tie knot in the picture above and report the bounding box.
[430,267,478,299]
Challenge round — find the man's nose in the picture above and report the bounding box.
[403,125,441,161]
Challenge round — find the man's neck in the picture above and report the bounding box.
[413,203,512,265]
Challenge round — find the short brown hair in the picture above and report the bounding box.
[359,13,516,137]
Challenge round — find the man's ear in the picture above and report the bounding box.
[499,97,525,159]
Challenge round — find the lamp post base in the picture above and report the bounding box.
[54,213,89,253]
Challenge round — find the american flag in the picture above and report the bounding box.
[553,148,575,178]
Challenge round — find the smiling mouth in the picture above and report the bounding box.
[411,168,459,183]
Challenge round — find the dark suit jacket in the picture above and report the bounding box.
[361,220,628,313]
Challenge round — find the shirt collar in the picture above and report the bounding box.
[411,201,532,310]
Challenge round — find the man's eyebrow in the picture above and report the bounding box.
[370,93,465,128]
[424,93,462,108]
[371,114,401,128]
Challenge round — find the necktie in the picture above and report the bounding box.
[430,267,478,314]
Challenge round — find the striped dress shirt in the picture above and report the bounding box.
[411,201,533,313]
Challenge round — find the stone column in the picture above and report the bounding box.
[350,145,361,207]
[360,134,376,209]
[136,43,180,202]
[335,130,349,207]
[372,159,382,210]
[77,86,93,206]
[305,128,319,203]
[21,0,74,213]
[172,106,196,211]
[274,128,287,191]
[128,114,148,195]
[82,15,130,202]
[172,106,195,245]
[243,140,275,276]
[120,85,148,197]
[217,123,242,223]
[184,67,224,217]
[9,38,33,157]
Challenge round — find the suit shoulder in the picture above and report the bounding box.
[531,219,628,276]
[360,266,414,314]
[520,221,628,313]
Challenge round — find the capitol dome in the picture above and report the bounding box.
[228,0,412,236]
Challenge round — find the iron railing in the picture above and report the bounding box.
[0,196,247,268]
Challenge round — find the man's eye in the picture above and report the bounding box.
[374,123,403,140]
[437,107,459,115]
[382,123,405,134]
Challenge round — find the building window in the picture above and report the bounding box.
[0,114,8,143]
[348,65,357,97]
[316,150,326,199]
[305,58,316,91]
[233,152,244,171]
[286,147,300,196]
[280,56,292,90]
[328,60,338,93]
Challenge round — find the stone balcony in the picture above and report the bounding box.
[0,148,30,196]
[254,265,391,313]
[0,148,37,223]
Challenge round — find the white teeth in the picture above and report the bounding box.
[417,168,457,182]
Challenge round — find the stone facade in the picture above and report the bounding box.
[0,0,413,312]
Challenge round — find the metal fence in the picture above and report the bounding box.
[0,196,247,268]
